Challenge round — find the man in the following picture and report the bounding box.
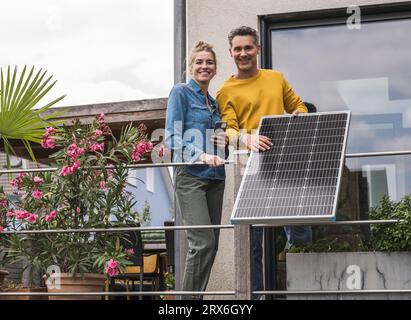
[216,26,312,299]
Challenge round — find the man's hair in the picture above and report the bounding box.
[228,26,259,47]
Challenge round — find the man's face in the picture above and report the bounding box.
[229,35,260,72]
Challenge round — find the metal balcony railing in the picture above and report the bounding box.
[1,149,411,299]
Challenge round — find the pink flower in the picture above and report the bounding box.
[27,214,38,224]
[132,141,154,162]
[59,161,81,176]
[67,144,85,159]
[89,143,104,152]
[97,113,105,124]
[6,211,16,218]
[76,207,81,214]
[16,210,30,221]
[34,176,43,184]
[32,189,43,200]
[131,151,141,162]
[46,127,56,135]
[157,144,169,158]
[107,259,118,269]
[100,180,105,190]
[136,140,153,154]
[0,226,4,232]
[106,169,113,176]
[95,129,103,137]
[45,210,57,223]
[67,143,78,157]
[41,137,55,149]
[10,173,26,189]
[72,161,80,171]
[105,259,119,277]
[59,166,71,176]
[105,266,119,277]
[126,248,135,257]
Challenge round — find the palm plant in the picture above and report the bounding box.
[0,66,66,167]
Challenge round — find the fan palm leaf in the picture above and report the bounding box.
[0,65,67,166]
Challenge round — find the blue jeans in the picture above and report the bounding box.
[251,226,312,299]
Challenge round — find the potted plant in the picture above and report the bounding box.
[161,271,176,300]
[0,114,153,300]
[286,195,411,300]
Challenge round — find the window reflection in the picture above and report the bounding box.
[271,19,411,153]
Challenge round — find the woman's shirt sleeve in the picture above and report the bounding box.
[165,85,204,162]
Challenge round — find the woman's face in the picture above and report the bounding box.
[190,51,216,86]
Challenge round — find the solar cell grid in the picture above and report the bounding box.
[231,111,350,225]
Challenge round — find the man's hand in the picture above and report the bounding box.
[198,153,225,167]
[292,110,303,116]
[240,133,272,152]
[211,131,228,149]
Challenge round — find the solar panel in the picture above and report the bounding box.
[231,111,350,225]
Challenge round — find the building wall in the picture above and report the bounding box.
[187,0,408,96]
[186,0,409,299]
[127,167,173,226]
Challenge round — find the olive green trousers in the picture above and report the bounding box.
[174,168,225,299]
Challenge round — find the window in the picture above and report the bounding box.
[261,2,411,208]
[146,168,154,193]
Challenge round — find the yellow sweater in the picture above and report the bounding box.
[216,69,307,140]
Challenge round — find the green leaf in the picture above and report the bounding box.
[0,65,66,167]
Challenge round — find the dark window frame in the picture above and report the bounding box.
[259,1,411,69]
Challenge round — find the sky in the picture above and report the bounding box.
[0,0,174,107]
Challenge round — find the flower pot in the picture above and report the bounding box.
[0,287,48,300]
[46,273,106,300]
[287,252,411,300]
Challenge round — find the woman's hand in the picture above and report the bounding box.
[198,153,225,167]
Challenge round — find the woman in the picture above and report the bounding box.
[165,41,226,299]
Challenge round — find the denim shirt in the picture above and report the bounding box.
[165,79,225,180]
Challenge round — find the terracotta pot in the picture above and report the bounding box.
[0,287,48,300]
[47,273,106,300]
[0,270,9,285]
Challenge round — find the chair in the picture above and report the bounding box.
[164,220,175,274]
[109,227,161,300]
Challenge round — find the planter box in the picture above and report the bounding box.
[0,270,9,285]
[286,252,411,300]
[0,287,48,300]
[47,273,106,300]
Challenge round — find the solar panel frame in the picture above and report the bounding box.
[230,111,351,225]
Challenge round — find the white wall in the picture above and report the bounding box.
[187,0,409,96]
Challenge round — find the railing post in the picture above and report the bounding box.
[234,225,252,299]
[233,152,252,300]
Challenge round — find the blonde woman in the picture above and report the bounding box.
[165,41,226,299]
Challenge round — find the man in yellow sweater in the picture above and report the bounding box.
[217,26,311,299]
